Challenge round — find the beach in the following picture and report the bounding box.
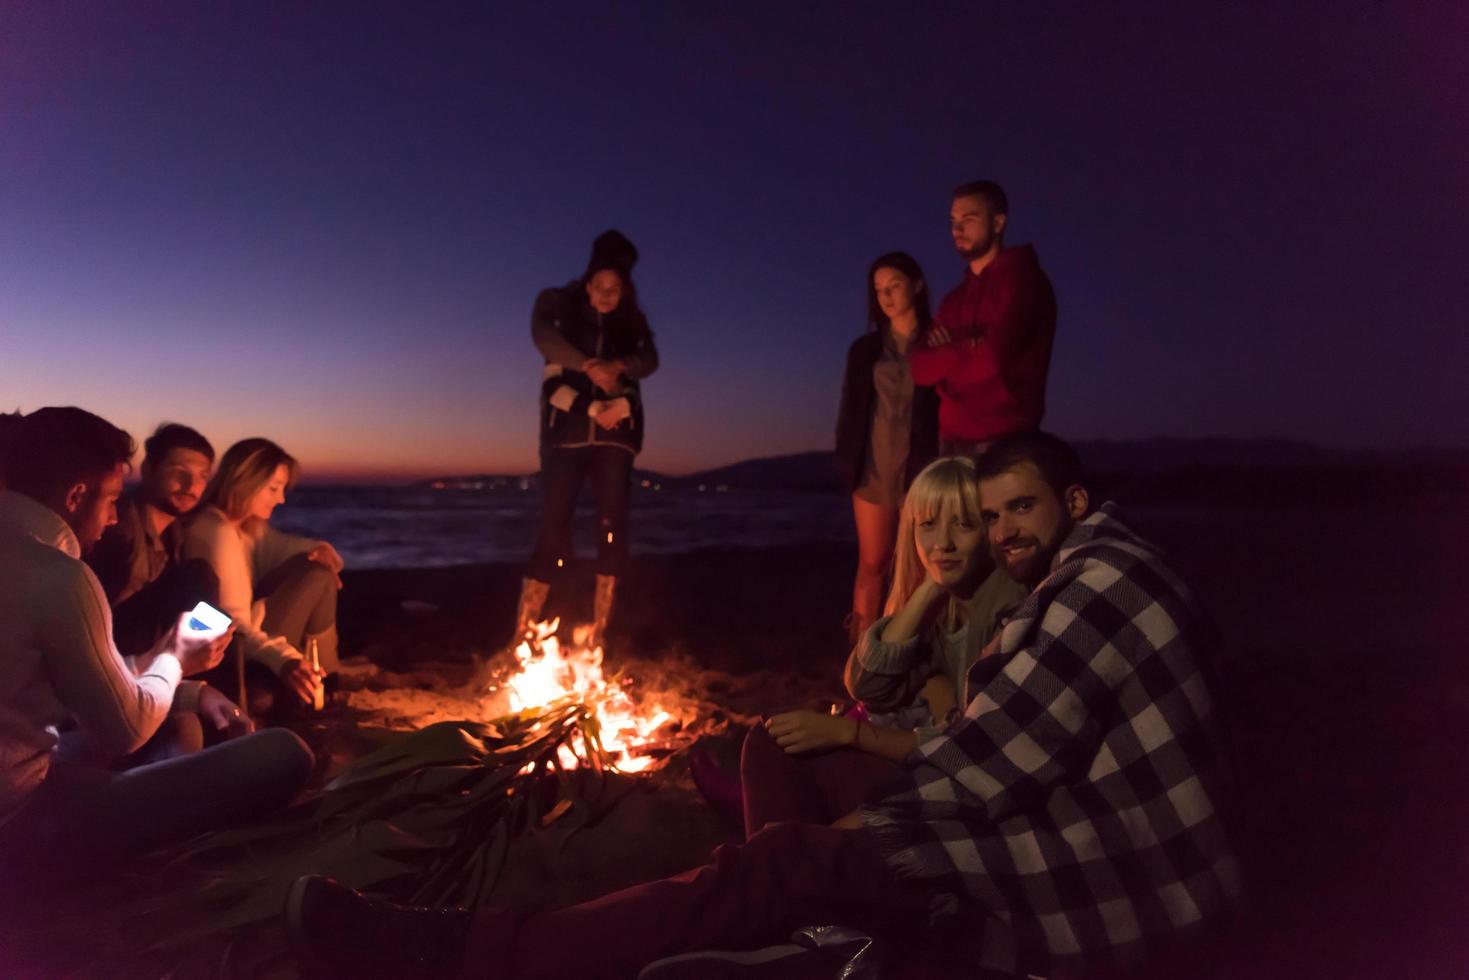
[4,496,1467,976]
[328,496,1469,974]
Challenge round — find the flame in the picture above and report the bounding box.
[503,619,674,772]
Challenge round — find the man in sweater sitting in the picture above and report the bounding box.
[283,432,1239,979]
[0,407,314,886]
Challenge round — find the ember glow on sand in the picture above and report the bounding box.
[504,620,676,774]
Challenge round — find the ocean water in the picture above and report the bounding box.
[271,484,857,570]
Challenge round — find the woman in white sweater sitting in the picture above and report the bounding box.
[181,438,343,715]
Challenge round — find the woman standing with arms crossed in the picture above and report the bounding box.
[834,252,940,643]
[510,230,659,650]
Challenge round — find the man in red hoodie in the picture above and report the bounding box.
[910,180,1057,455]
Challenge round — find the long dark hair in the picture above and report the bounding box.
[866,251,932,340]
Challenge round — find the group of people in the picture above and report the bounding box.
[281,182,1241,977]
[1,177,1242,977]
[504,181,1055,661]
[837,179,1057,645]
[0,408,346,884]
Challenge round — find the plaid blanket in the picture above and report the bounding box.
[860,503,1241,976]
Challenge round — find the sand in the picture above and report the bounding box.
[4,504,1468,977]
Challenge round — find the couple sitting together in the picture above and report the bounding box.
[287,430,1242,978]
[90,419,344,716]
[0,407,346,887]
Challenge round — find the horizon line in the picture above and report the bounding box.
[292,437,1469,485]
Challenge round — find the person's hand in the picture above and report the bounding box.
[581,358,614,392]
[831,809,864,830]
[765,710,856,755]
[280,657,325,705]
[167,613,234,675]
[307,543,345,589]
[197,685,254,738]
[920,674,958,727]
[593,398,631,430]
[585,360,623,394]
[923,325,952,347]
[916,572,952,601]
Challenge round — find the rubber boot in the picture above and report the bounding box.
[590,574,617,651]
[512,577,550,646]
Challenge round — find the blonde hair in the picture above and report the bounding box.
[200,438,298,530]
[883,456,988,625]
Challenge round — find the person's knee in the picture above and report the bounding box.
[170,712,205,755]
[253,728,316,793]
[294,559,337,596]
[740,723,786,775]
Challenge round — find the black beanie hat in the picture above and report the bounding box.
[585,229,639,278]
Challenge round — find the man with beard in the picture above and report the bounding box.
[88,423,220,657]
[281,432,1240,977]
[0,408,313,885]
[909,180,1058,456]
[854,430,1242,974]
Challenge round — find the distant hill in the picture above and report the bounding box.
[416,439,1469,501]
[671,451,843,492]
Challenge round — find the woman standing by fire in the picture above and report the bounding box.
[510,230,659,651]
[834,252,940,643]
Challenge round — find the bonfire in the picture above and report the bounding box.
[503,619,677,774]
[104,621,710,952]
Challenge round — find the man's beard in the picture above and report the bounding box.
[150,492,196,518]
[955,234,995,261]
[998,533,1064,588]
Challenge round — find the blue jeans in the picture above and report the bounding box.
[0,728,313,887]
[527,444,634,580]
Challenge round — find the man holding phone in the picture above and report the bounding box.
[0,407,314,881]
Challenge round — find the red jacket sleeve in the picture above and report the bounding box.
[980,249,1042,372]
[908,341,958,386]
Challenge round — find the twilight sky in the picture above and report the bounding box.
[2,1,1464,479]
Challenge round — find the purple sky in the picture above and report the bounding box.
[2,2,1464,478]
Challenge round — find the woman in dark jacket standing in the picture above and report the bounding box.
[512,230,659,650]
[834,252,939,642]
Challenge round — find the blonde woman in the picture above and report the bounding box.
[740,456,1027,837]
[181,439,343,714]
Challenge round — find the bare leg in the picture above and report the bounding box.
[850,494,900,637]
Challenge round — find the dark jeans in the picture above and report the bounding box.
[462,822,933,980]
[200,553,338,714]
[527,445,633,580]
[111,558,220,658]
[258,552,338,649]
[0,728,313,891]
[739,725,905,840]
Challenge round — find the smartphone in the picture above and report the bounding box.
[187,601,232,635]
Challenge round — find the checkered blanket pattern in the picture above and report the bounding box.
[860,503,1242,976]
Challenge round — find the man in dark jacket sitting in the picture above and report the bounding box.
[87,423,219,657]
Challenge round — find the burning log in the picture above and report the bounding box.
[103,620,708,950]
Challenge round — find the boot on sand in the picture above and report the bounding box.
[590,574,616,651]
[511,577,550,647]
